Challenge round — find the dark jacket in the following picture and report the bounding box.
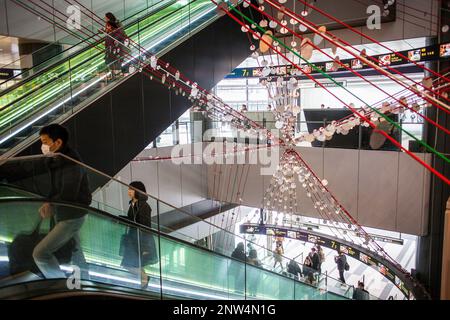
[121,194,156,268]
[231,247,246,263]
[310,252,320,271]
[287,260,302,277]
[353,288,370,300]
[104,24,127,65]
[335,254,347,271]
[46,145,92,221]
[127,198,152,228]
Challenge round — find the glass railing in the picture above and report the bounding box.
[0,0,177,87]
[0,0,223,155]
[0,153,355,299]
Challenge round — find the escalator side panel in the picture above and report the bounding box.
[17,15,251,192]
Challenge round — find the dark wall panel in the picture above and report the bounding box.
[110,74,145,170]
[73,94,115,175]
[142,74,172,138]
[21,14,251,190]
[193,28,215,90]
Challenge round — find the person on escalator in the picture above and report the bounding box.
[287,258,302,280]
[334,250,349,285]
[247,248,261,297]
[273,242,284,270]
[120,181,157,289]
[230,242,246,294]
[33,124,92,280]
[103,12,129,80]
[352,281,370,300]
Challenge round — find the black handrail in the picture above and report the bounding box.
[0,196,342,297]
[0,0,178,90]
[0,0,209,117]
[0,0,204,117]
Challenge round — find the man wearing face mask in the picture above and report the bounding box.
[32,124,92,279]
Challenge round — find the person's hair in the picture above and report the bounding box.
[105,12,117,22]
[249,248,257,259]
[236,242,245,250]
[311,247,316,252]
[105,12,120,29]
[358,281,364,288]
[129,181,146,200]
[39,124,69,146]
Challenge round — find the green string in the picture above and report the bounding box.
[230,4,450,164]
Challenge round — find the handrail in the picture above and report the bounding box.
[0,0,196,109]
[0,0,225,156]
[0,0,178,90]
[0,152,354,296]
[0,196,348,299]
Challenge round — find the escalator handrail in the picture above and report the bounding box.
[0,0,205,107]
[0,0,211,117]
[0,196,347,298]
[0,152,353,289]
[0,0,178,91]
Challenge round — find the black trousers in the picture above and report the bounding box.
[339,269,346,283]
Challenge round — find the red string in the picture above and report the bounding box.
[242,0,450,135]
[264,0,450,113]
[295,0,450,84]
[213,0,450,186]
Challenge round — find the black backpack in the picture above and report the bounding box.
[8,218,76,277]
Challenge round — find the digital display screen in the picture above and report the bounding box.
[379,54,391,66]
[226,43,445,79]
[408,49,421,62]
[351,59,363,69]
[440,43,450,58]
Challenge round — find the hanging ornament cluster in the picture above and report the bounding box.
[294,94,428,145]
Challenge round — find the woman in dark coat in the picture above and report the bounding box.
[120,181,157,289]
[103,12,127,79]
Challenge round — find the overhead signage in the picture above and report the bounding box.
[0,68,22,80]
[314,81,347,88]
[226,43,449,79]
[240,223,410,298]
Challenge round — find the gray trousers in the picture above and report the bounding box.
[33,216,87,279]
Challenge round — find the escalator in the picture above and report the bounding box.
[0,0,251,186]
[0,154,353,300]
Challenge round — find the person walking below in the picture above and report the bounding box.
[33,124,92,279]
[273,243,284,270]
[353,281,370,300]
[287,258,302,279]
[120,181,157,289]
[316,245,325,273]
[303,254,313,279]
[334,250,349,284]
[309,247,320,272]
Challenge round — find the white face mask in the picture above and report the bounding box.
[41,144,51,155]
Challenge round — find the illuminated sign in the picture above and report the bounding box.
[0,68,22,80]
[226,43,449,79]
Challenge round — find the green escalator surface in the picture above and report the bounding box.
[0,197,348,300]
[0,0,214,142]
